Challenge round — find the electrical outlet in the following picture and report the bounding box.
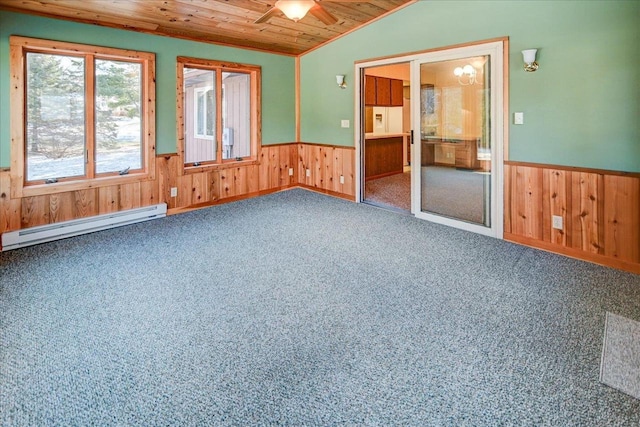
[288,168,294,176]
[340,175,345,184]
[306,169,311,177]
[552,215,563,230]
[341,120,350,128]
[170,187,178,197]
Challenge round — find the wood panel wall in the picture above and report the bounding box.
[3,152,638,274]
[504,162,640,274]
[0,143,356,236]
[297,143,355,199]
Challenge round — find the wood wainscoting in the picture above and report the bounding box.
[3,153,638,274]
[297,143,356,199]
[0,143,357,238]
[504,161,640,274]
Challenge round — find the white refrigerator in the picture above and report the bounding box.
[372,106,403,135]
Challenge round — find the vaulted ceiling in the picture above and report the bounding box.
[0,0,414,55]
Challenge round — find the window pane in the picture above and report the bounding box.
[26,53,85,181]
[222,72,251,160]
[95,59,142,174]
[184,67,216,163]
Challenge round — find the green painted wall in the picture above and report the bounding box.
[0,11,295,167]
[300,1,640,172]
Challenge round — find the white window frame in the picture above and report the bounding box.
[193,86,215,140]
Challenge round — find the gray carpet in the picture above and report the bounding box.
[364,167,487,224]
[1,188,640,426]
[421,166,486,225]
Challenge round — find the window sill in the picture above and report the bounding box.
[183,159,259,174]
[14,172,155,198]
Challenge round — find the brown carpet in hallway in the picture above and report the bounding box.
[364,172,411,211]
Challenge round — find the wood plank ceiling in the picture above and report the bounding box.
[0,0,414,55]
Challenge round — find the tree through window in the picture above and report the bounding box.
[10,36,155,197]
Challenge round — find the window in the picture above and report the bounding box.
[194,86,214,140]
[177,57,260,168]
[10,36,155,197]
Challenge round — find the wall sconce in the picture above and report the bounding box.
[336,74,346,89]
[522,49,539,72]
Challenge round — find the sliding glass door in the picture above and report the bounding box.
[411,42,503,237]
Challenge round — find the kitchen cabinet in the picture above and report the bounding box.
[376,77,391,106]
[390,79,404,106]
[365,136,404,179]
[421,138,480,170]
[365,76,404,107]
[454,141,479,169]
[365,75,376,106]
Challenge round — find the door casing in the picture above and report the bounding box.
[354,39,507,239]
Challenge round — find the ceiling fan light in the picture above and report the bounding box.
[275,0,315,22]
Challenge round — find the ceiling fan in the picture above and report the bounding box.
[255,0,338,25]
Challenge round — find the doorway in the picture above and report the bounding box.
[361,63,411,213]
[355,40,504,238]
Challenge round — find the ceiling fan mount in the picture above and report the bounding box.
[255,0,339,25]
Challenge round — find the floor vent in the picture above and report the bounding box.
[1,203,167,251]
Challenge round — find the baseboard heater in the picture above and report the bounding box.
[1,203,167,251]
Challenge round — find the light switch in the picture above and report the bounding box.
[514,112,524,125]
[341,120,350,128]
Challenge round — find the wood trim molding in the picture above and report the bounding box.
[298,141,356,150]
[296,184,356,202]
[505,160,640,178]
[503,38,510,161]
[9,36,157,199]
[155,143,299,159]
[166,185,297,216]
[295,55,301,142]
[353,36,510,65]
[505,232,640,275]
[261,142,299,147]
[175,56,261,173]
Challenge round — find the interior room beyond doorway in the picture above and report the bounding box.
[362,62,411,212]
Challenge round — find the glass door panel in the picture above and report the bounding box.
[418,55,491,227]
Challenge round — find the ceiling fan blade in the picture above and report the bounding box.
[254,7,279,24]
[309,3,338,25]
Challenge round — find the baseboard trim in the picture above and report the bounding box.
[168,189,639,275]
[504,232,640,274]
[166,184,355,216]
[365,171,404,181]
[296,184,356,201]
[167,186,296,216]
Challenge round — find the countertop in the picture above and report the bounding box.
[421,136,480,144]
[365,132,410,140]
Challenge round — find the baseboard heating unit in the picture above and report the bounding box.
[1,203,167,251]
